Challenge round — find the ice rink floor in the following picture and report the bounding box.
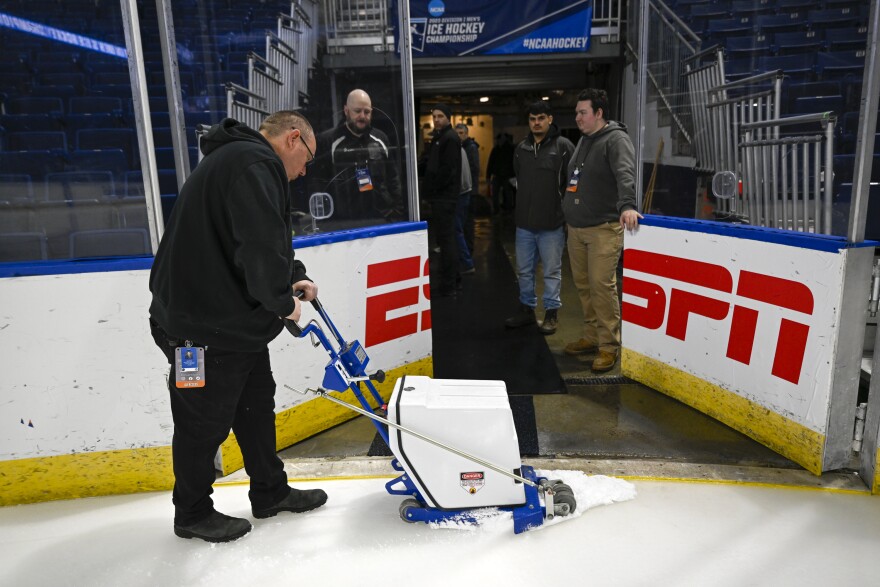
[2,466,878,587]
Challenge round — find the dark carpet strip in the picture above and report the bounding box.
[430,222,566,395]
[365,394,539,457]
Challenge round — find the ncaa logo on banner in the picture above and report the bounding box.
[428,0,445,17]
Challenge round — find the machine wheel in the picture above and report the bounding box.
[552,484,577,516]
[399,498,422,523]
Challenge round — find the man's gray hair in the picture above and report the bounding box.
[454,123,469,132]
[259,110,314,138]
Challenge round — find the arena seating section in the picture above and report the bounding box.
[671,0,878,239]
[0,0,286,260]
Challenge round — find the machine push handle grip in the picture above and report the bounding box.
[283,290,307,338]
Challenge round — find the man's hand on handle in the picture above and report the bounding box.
[285,280,319,322]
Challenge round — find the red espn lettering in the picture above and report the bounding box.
[623,250,814,385]
[365,256,431,347]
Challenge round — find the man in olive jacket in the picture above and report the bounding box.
[562,89,642,372]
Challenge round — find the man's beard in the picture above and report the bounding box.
[346,120,371,134]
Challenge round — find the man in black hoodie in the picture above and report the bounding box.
[505,101,574,335]
[420,103,461,297]
[149,111,326,543]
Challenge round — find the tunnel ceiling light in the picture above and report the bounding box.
[479,96,489,103]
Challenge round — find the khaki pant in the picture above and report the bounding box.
[566,222,623,353]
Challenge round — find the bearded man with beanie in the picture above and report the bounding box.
[420,102,462,297]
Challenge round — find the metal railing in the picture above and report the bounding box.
[630,0,700,157]
[321,0,390,52]
[683,46,725,172]
[248,52,283,113]
[739,113,836,234]
[705,71,783,216]
[225,82,270,131]
[266,31,298,109]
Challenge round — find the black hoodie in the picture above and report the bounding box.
[149,119,308,352]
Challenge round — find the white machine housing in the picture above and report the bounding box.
[388,375,526,509]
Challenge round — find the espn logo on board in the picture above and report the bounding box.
[622,250,814,385]
[365,256,431,347]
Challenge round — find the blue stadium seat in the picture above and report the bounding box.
[0,205,34,233]
[0,114,62,133]
[773,31,824,55]
[824,26,869,51]
[155,147,200,171]
[832,183,880,240]
[76,128,138,166]
[731,0,773,15]
[124,169,179,197]
[92,72,131,86]
[6,97,64,115]
[0,151,65,180]
[44,171,116,202]
[808,8,865,30]
[0,232,48,262]
[757,54,816,79]
[28,85,79,102]
[69,97,124,115]
[37,73,87,94]
[816,50,866,78]
[791,95,844,116]
[833,154,880,183]
[67,149,130,178]
[69,228,150,258]
[7,131,67,151]
[755,13,807,34]
[725,35,771,58]
[0,174,34,203]
[706,17,753,38]
[63,114,119,144]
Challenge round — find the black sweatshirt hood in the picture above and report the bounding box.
[200,118,272,157]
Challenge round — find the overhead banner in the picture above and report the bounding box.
[395,0,593,57]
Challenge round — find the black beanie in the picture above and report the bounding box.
[432,103,452,119]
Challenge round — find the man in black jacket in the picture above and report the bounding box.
[149,111,326,543]
[421,103,461,297]
[505,101,574,335]
[310,89,402,223]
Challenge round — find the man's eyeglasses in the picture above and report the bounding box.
[292,128,314,164]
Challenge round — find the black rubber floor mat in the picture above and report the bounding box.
[564,375,635,385]
[430,224,566,395]
[366,395,540,457]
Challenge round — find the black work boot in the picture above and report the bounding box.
[505,304,536,328]
[252,488,328,519]
[538,309,558,335]
[174,511,252,543]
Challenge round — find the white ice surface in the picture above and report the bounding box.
[1,470,878,587]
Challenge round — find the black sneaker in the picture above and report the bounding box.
[504,304,536,328]
[252,488,328,519]
[174,511,252,543]
[538,309,558,335]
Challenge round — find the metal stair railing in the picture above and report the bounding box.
[266,31,298,109]
[248,51,284,113]
[683,46,725,173]
[705,70,783,218]
[739,113,836,234]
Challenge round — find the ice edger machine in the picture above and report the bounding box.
[283,297,576,534]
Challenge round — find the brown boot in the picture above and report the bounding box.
[591,350,618,372]
[564,338,598,356]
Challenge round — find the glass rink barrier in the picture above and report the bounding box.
[0,0,417,264]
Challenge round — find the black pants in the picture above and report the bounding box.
[150,320,290,525]
[430,200,459,294]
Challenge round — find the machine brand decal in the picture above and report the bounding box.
[460,471,485,493]
[365,256,432,347]
[623,249,815,385]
